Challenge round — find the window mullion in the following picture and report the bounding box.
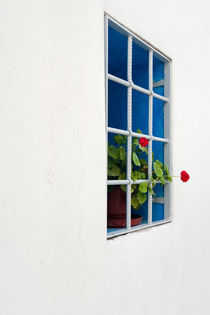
[148,49,153,225]
[164,61,171,221]
[126,35,132,231]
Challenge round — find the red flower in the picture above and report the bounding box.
[180,170,190,182]
[139,137,149,147]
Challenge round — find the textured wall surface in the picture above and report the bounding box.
[0,0,209,314]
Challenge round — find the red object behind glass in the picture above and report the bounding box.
[107,186,142,228]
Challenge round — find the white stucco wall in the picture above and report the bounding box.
[0,0,209,314]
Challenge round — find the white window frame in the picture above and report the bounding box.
[105,14,172,239]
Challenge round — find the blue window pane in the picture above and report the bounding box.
[108,80,127,130]
[153,55,164,83]
[108,26,127,80]
[153,183,164,197]
[152,141,164,165]
[152,184,165,222]
[132,90,149,135]
[153,86,164,96]
[153,97,164,138]
[132,41,149,89]
[152,203,164,222]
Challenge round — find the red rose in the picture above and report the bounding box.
[139,137,149,147]
[180,170,190,182]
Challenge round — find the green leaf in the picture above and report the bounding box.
[132,152,140,166]
[118,173,126,180]
[119,147,126,161]
[138,182,148,193]
[131,195,140,209]
[132,138,139,145]
[114,134,126,145]
[167,175,172,182]
[132,144,137,152]
[131,171,137,182]
[108,145,119,159]
[137,129,142,134]
[137,191,147,204]
[134,171,146,180]
[148,186,155,195]
[108,158,117,167]
[108,165,121,177]
[159,176,166,185]
[164,164,169,175]
[139,159,147,167]
[120,185,126,192]
[151,175,155,185]
[156,160,164,169]
[131,184,137,193]
[153,161,163,177]
[139,145,148,153]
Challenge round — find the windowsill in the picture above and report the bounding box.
[107,219,172,239]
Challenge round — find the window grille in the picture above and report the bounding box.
[105,15,172,238]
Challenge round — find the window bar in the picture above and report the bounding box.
[107,180,129,185]
[105,15,110,235]
[152,92,169,103]
[105,15,108,151]
[108,73,151,96]
[126,35,132,230]
[164,61,171,221]
[107,127,129,136]
[107,73,130,88]
[148,49,153,225]
[131,132,151,139]
[152,136,169,143]
[131,83,151,96]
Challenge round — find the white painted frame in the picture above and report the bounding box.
[105,14,172,239]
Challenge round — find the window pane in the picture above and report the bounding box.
[153,55,164,96]
[153,96,164,138]
[152,184,165,222]
[108,26,127,80]
[132,41,149,89]
[132,90,149,135]
[131,185,148,225]
[107,185,127,231]
[108,80,127,130]
[107,133,127,181]
[152,140,164,165]
[132,136,148,180]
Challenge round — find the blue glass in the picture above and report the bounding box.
[152,141,164,165]
[108,80,127,130]
[153,55,164,84]
[132,41,149,89]
[152,203,164,222]
[153,96,164,138]
[152,184,165,222]
[108,26,127,80]
[132,90,149,134]
[153,183,164,197]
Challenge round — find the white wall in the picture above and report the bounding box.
[0,0,209,314]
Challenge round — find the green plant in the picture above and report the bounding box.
[108,129,172,210]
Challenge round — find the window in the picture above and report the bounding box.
[105,15,172,238]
